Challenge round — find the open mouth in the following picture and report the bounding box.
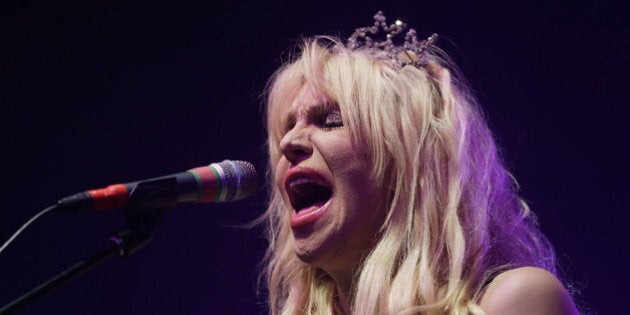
[286,177,333,213]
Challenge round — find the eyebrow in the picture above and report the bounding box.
[307,101,340,119]
[284,102,339,131]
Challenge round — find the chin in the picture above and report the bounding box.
[292,227,362,273]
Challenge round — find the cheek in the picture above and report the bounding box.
[332,138,382,207]
[322,138,377,200]
[324,137,369,179]
[275,157,290,193]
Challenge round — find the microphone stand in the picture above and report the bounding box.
[0,173,183,314]
[0,207,166,315]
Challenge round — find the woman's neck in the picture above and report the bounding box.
[325,266,357,314]
[333,282,351,315]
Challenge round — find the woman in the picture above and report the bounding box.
[260,12,578,314]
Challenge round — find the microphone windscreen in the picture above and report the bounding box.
[209,160,259,202]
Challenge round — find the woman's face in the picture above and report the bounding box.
[274,83,384,273]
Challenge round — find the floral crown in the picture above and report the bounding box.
[347,11,438,68]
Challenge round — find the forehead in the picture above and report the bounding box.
[288,83,331,115]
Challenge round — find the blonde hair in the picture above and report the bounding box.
[261,37,556,314]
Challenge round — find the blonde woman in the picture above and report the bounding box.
[260,12,578,314]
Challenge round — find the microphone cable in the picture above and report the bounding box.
[0,205,58,255]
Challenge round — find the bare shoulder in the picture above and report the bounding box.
[479,267,579,315]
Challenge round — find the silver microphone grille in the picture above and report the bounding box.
[214,160,258,202]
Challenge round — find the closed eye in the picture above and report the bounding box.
[322,110,343,128]
[281,102,343,138]
[312,102,343,129]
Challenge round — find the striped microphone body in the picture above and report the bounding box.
[57,160,258,211]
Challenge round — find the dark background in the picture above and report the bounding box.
[0,1,626,314]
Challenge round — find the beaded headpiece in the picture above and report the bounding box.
[347,11,438,68]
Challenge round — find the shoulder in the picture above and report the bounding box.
[479,267,579,315]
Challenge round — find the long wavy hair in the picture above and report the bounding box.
[260,37,556,314]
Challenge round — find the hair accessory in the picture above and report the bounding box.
[347,11,438,68]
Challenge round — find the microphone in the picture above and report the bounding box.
[57,160,258,211]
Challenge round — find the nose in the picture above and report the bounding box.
[279,123,312,164]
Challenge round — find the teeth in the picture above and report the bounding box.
[289,177,314,187]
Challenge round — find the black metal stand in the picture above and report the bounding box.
[0,209,163,314]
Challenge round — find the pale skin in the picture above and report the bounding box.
[275,84,578,314]
[479,267,579,315]
[275,84,385,309]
